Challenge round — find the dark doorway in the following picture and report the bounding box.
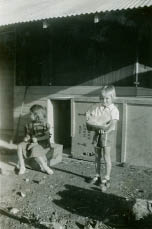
[51,99,71,153]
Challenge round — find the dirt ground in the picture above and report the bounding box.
[0,148,152,229]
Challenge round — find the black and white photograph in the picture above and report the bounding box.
[0,0,152,228]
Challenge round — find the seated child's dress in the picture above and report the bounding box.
[24,121,51,158]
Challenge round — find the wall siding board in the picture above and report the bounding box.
[126,104,152,168]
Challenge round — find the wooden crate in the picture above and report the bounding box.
[47,143,63,166]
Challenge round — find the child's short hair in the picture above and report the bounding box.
[101,85,116,99]
[30,104,46,121]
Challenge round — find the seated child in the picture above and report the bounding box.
[17,104,53,175]
[86,85,119,191]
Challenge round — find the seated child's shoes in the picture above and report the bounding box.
[100,177,110,192]
[18,167,26,175]
[45,167,54,175]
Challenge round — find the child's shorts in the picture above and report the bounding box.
[28,144,46,158]
[96,131,115,148]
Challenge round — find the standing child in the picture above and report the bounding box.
[86,85,119,191]
[17,104,54,175]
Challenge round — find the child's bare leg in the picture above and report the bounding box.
[35,157,53,175]
[37,156,47,172]
[103,146,111,180]
[17,143,26,174]
[95,147,102,177]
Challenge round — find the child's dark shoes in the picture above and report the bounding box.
[89,176,101,185]
[100,177,110,192]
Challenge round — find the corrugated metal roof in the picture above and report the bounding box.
[0,0,152,26]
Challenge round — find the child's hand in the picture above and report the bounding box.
[27,141,38,150]
[100,125,106,130]
[24,135,30,142]
[100,124,110,132]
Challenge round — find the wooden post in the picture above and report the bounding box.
[47,99,54,143]
[71,98,75,137]
[121,103,127,163]
[134,40,140,95]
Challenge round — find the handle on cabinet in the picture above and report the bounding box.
[77,143,86,147]
[78,113,86,116]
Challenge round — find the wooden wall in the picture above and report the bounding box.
[15,9,152,88]
[0,31,15,131]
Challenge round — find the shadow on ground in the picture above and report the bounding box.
[54,184,131,222]
[53,184,152,228]
[53,167,88,180]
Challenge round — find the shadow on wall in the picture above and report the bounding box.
[13,113,30,143]
[14,71,152,116]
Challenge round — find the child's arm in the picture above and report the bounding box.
[27,143,34,150]
[24,123,31,136]
[101,120,117,133]
[101,106,119,133]
[27,142,38,150]
[36,123,51,141]
[27,137,38,150]
[24,123,33,141]
[23,135,30,142]
[36,133,50,141]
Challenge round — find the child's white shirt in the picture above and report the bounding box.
[89,103,119,131]
[91,104,119,119]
